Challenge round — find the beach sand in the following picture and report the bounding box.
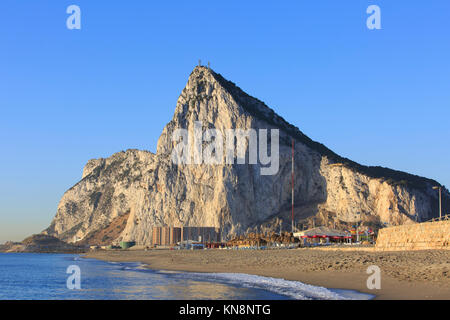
[84,248,450,300]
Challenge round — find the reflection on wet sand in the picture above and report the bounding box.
[72,259,290,300]
[154,280,255,300]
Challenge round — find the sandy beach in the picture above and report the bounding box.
[84,248,450,300]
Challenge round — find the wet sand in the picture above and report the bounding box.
[84,248,450,300]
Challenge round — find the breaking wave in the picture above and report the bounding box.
[159,271,374,300]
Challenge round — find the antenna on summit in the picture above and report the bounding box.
[198,59,201,67]
[207,61,210,70]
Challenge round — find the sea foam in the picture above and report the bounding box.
[160,271,373,300]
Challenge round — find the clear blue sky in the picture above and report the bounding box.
[1,1,449,243]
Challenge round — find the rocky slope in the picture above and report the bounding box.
[44,66,449,245]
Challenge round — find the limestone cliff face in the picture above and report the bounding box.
[45,67,449,245]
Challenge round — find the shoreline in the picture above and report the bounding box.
[83,248,450,300]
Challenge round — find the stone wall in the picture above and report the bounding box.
[375,220,450,251]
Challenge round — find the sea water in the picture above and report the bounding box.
[0,253,373,300]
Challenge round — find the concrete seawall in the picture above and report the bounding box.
[375,220,450,251]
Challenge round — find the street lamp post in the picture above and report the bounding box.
[432,186,442,220]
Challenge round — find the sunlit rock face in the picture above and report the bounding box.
[44,67,449,245]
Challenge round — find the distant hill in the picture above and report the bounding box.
[0,234,86,253]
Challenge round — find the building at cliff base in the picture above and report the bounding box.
[152,226,220,246]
